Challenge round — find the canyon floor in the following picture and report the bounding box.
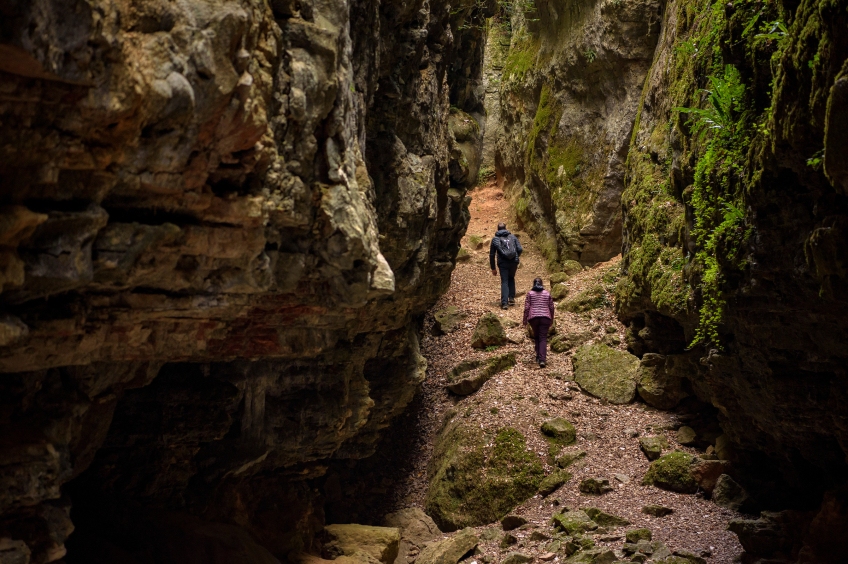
[328,183,744,563]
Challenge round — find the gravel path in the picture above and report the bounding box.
[330,183,744,563]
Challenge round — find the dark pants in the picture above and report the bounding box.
[498,262,518,306]
[529,317,552,363]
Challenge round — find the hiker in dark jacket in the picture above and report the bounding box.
[522,277,555,367]
[489,223,523,309]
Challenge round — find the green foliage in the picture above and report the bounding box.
[675,65,745,137]
[503,36,539,80]
[584,48,597,63]
[477,165,496,185]
[485,345,501,352]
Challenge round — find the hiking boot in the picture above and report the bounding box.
[508,298,516,306]
[501,304,509,310]
[539,361,546,368]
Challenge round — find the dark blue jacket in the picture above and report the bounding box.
[489,229,523,269]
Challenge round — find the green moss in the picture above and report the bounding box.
[503,36,539,81]
[426,424,544,531]
[559,283,608,313]
[642,451,697,493]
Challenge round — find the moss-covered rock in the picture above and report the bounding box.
[433,306,468,336]
[551,510,597,535]
[323,524,401,564]
[559,284,608,313]
[551,283,569,300]
[550,272,571,285]
[556,450,587,469]
[471,313,507,349]
[642,451,697,494]
[426,422,544,531]
[638,436,668,461]
[565,548,616,564]
[641,505,673,517]
[562,260,584,276]
[584,508,630,527]
[538,470,572,497]
[578,478,613,495]
[572,344,640,404]
[446,353,516,396]
[540,418,576,445]
[636,354,690,410]
[625,528,652,543]
[550,331,593,354]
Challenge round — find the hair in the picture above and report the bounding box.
[497,222,506,230]
[533,277,544,288]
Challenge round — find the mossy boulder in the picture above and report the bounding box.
[550,272,571,285]
[550,331,593,353]
[572,344,640,404]
[556,450,587,468]
[559,284,607,313]
[550,283,569,300]
[551,510,597,534]
[636,354,691,410]
[579,477,613,495]
[638,436,669,461]
[471,313,507,349]
[540,418,576,445]
[446,353,515,395]
[433,306,468,336]
[565,548,616,564]
[426,422,544,531]
[641,505,673,517]
[625,529,652,543]
[538,470,572,496]
[642,451,698,493]
[562,260,583,275]
[676,426,697,445]
[712,474,751,511]
[584,508,630,527]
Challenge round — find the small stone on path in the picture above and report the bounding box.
[579,477,614,495]
[501,515,527,531]
[642,504,674,517]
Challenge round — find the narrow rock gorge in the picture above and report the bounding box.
[1,0,847,562]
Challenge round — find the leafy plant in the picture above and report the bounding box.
[806,149,824,169]
[754,20,788,43]
[675,65,745,137]
[584,49,597,63]
[485,345,501,352]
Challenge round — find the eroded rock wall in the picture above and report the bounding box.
[616,0,848,526]
[0,0,489,561]
[492,0,664,267]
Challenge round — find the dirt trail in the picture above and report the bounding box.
[330,183,743,563]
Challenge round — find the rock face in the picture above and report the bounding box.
[614,0,848,522]
[0,0,490,559]
[492,0,663,266]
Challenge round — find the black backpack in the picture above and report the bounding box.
[497,236,517,261]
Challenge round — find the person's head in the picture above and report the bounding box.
[533,277,544,289]
[497,222,506,231]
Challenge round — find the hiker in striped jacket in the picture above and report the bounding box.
[522,277,555,368]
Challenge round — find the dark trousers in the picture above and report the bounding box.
[529,317,552,363]
[499,262,518,306]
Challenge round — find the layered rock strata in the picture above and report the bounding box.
[0,0,490,561]
[492,0,664,266]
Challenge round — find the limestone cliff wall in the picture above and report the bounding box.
[616,0,848,521]
[492,0,663,267]
[0,0,489,561]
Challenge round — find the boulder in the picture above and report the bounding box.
[559,284,607,313]
[456,248,472,262]
[446,353,515,395]
[642,452,698,494]
[727,510,816,558]
[572,344,640,404]
[675,426,697,445]
[471,313,507,349]
[502,552,533,564]
[638,436,668,461]
[584,508,630,527]
[323,524,401,564]
[432,306,468,336]
[562,260,584,276]
[625,529,652,542]
[565,548,616,564]
[500,515,527,531]
[550,272,570,285]
[540,418,577,445]
[383,507,441,564]
[635,354,691,410]
[642,505,674,517]
[601,334,620,347]
[426,423,544,531]
[671,549,707,564]
[712,474,751,512]
[689,459,730,494]
[550,331,593,354]
[414,528,478,564]
[578,478,613,495]
[538,470,572,496]
[714,434,736,461]
[552,510,597,534]
[550,283,569,300]
[556,450,587,468]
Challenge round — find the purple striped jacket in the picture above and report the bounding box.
[523,289,554,324]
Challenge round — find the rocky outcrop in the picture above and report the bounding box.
[613,0,848,555]
[0,0,490,560]
[492,0,664,267]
